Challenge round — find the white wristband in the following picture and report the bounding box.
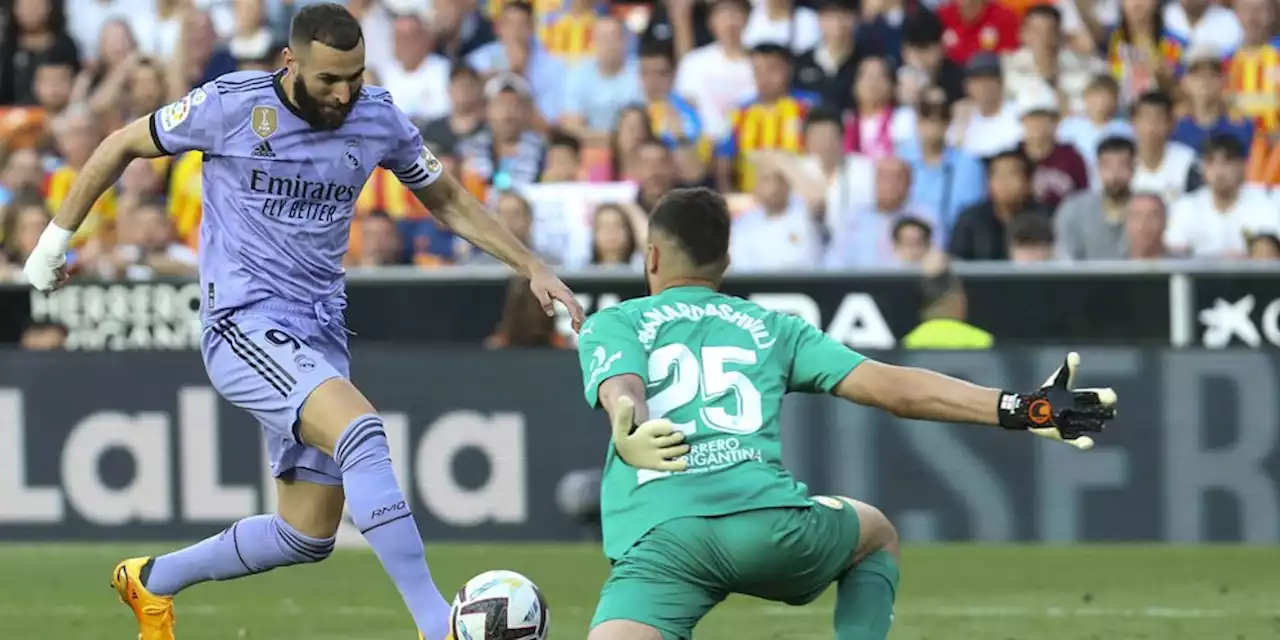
[36,223,74,256]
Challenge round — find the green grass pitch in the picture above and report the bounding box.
[3,543,1278,639]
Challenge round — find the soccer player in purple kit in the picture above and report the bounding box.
[21,5,586,640]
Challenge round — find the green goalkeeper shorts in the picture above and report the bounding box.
[591,496,863,640]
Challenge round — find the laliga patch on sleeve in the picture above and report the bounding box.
[421,146,442,173]
[159,95,193,132]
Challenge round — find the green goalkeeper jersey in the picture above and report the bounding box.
[577,285,867,560]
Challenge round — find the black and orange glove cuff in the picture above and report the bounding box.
[997,391,1054,431]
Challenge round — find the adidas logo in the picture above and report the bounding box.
[252,140,276,158]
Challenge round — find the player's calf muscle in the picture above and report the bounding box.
[297,377,379,455]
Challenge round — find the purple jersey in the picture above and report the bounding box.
[150,70,443,323]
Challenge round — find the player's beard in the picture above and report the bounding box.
[293,75,358,130]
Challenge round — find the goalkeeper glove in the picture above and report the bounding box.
[610,396,690,472]
[22,223,73,292]
[997,352,1117,450]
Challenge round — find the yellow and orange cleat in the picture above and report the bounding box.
[111,557,177,640]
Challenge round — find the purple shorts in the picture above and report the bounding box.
[200,303,348,486]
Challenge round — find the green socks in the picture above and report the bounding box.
[834,550,900,640]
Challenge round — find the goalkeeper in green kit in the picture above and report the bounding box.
[575,187,1118,640]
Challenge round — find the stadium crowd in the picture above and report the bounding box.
[2,0,1280,283]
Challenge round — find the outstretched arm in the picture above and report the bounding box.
[832,353,1117,450]
[51,115,165,234]
[412,173,585,329]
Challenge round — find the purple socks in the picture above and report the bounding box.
[144,514,334,596]
[333,415,451,640]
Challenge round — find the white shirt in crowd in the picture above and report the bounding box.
[743,5,821,54]
[826,203,942,269]
[800,153,877,222]
[1165,187,1280,257]
[729,197,822,272]
[65,0,156,59]
[1132,141,1200,205]
[951,102,1022,158]
[1163,2,1243,53]
[675,44,757,140]
[375,54,452,121]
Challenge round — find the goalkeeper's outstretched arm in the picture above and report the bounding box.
[597,375,690,472]
[832,354,1116,450]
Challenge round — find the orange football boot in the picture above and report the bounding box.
[111,557,176,640]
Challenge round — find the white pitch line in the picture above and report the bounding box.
[764,605,1280,618]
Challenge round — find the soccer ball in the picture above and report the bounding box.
[449,570,550,640]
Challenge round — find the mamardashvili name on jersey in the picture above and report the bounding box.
[148,70,444,322]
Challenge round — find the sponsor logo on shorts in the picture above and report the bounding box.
[294,353,316,372]
[813,496,845,510]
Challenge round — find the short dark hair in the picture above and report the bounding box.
[804,106,844,132]
[987,148,1034,180]
[548,129,583,155]
[290,3,363,51]
[639,40,675,65]
[1023,4,1062,25]
[450,63,480,82]
[1085,74,1120,97]
[1203,132,1247,160]
[892,217,933,244]
[903,12,944,47]
[1132,90,1174,119]
[750,43,792,61]
[649,187,731,267]
[1009,213,1054,246]
[1096,135,1136,159]
[503,0,535,16]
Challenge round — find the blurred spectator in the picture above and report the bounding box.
[1055,135,1136,260]
[375,13,450,121]
[675,0,756,140]
[715,44,815,191]
[47,104,117,248]
[1002,5,1104,115]
[457,75,546,198]
[891,216,933,264]
[899,86,986,238]
[828,156,936,267]
[1247,234,1280,261]
[1227,0,1279,138]
[0,148,45,204]
[562,17,643,143]
[76,19,139,101]
[1165,134,1278,258]
[1,190,52,282]
[901,252,994,349]
[118,158,167,212]
[633,138,678,212]
[542,130,584,182]
[639,42,704,148]
[1007,212,1056,263]
[1172,43,1252,153]
[674,138,714,188]
[610,106,654,181]
[87,55,169,132]
[844,56,913,157]
[952,52,1021,158]
[0,0,81,105]
[1125,192,1168,259]
[467,1,566,121]
[589,203,640,268]
[1015,83,1087,208]
[792,0,869,113]
[899,12,965,108]
[539,0,606,64]
[356,211,409,267]
[19,320,68,350]
[937,0,1019,64]
[744,0,821,54]
[1093,0,1184,106]
[485,276,570,348]
[640,0,716,61]
[92,198,197,280]
[419,65,486,155]
[1162,0,1242,52]
[950,149,1051,260]
[783,108,875,220]
[180,10,238,87]
[729,168,821,271]
[1131,90,1201,205]
[1056,74,1134,187]
[430,0,497,61]
[468,191,557,265]
[33,57,77,114]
